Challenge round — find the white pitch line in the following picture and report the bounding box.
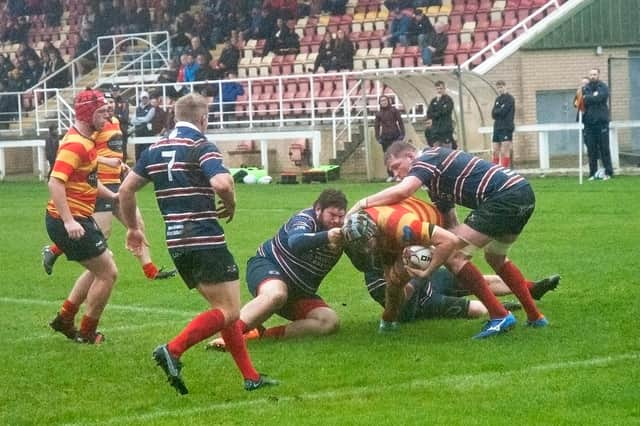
[64,352,639,426]
[0,296,200,317]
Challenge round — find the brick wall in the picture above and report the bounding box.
[485,47,632,163]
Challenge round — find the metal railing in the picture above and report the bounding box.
[97,31,171,85]
[464,0,582,74]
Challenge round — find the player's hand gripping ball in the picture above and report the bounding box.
[402,245,433,270]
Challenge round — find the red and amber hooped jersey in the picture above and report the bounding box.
[364,196,443,252]
[95,117,124,184]
[47,127,98,219]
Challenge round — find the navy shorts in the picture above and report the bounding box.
[464,184,535,237]
[492,129,513,143]
[400,268,469,321]
[94,183,120,213]
[170,247,239,289]
[246,255,328,321]
[45,212,108,262]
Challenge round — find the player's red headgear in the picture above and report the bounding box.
[74,88,107,124]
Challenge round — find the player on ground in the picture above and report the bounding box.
[364,267,560,322]
[206,189,350,350]
[119,93,276,394]
[41,95,176,280]
[341,197,458,331]
[47,88,118,344]
[350,142,547,338]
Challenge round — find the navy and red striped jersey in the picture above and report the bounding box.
[133,122,229,251]
[257,207,343,295]
[409,147,527,212]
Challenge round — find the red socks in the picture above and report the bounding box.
[498,261,543,322]
[456,262,508,318]
[79,315,99,337]
[168,309,225,358]
[60,299,79,321]
[142,263,159,279]
[221,320,260,381]
[51,244,63,256]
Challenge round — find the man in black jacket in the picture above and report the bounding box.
[420,21,447,66]
[582,68,613,180]
[491,80,515,168]
[426,80,454,148]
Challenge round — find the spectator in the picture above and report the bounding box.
[131,90,156,160]
[111,85,130,162]
[22,57,43,88]
[420,21,447,65]
[582,68,613,180]
[74,30,96,77]
[313,32,336,72]
[132,0,152,33]
[9,16,30,43]
[80,3,96,38]
[426,80,455,148]
[491,80,515,167]
[323,0,347,15]
[243,7,264,40]
[216,37,241,76]
[334,29,355,71]
[408,9,434,47]
[41,41,61,61]
[0,81,11,127]
[149,94,168,135]
[264,18,291,56]
[186,36,212,63]
[374,95,405,182]
[215,73,245,122]
[44,124,59,179]
[45,0,63,27]
[183,53,200,83]
[0,54,14,82]
[195,54,217,82]
[42,50,68,89]
[18,42,39,64]
[5,70,22,120]
[383,8,411,48]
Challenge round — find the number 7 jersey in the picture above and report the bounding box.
[133,122,230,251]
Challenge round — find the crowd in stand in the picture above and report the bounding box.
[0,0,452,126]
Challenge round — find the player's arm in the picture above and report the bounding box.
[97,181,118,201]
[288,227,342,255]
[48,177,85,240]
[97,155,122,168]
[210,172,236,223]
[119,170,150,255]
[407,225,459,280]
[349,175,423,214]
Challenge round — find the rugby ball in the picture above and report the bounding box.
[243,174,258,184]
[258,175,273,184]
[402,245,433,270]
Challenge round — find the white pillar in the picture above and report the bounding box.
[260,139,269,173]
[538,131,550,170]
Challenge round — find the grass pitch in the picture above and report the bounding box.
[1,177,639,425]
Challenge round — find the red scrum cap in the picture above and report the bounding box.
[74,88,107,123]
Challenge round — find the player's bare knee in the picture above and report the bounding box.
[315,309,340,335]
[265,289,288,309]
[467,300,487,318]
